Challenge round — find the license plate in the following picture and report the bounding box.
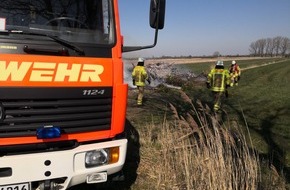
[0,183,30,190]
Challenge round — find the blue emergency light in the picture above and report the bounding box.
[36,125,61,139]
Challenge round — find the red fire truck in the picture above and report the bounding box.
[0,0,165,189]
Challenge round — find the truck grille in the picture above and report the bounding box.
[0,87,113,138]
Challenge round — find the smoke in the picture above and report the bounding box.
[123,60,173,88]
[123,60,206,89]
[123,60,136,88]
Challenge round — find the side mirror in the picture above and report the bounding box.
[150,0,166,29]
[122,0,166,52]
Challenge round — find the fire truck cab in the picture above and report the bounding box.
[0,0,165,189]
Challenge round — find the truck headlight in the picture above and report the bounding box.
[85,147,120,168]
[85,149,108,167]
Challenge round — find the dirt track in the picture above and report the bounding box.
[241,59,286,71]
[142,57,270,65]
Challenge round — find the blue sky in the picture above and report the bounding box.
[119,0,290,57]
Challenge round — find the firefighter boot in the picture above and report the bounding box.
[137,95,143,106]
[214,103,220,112]
[137,99,143,106]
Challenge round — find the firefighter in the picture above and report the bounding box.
[132,57,151,105]
[229,60,241,86]
[206,61,231,112]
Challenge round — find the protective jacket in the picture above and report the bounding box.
[229,64,241,77]
[132,66,148,87]
[207,68,230,92]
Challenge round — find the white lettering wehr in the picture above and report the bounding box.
[0,61,104,82]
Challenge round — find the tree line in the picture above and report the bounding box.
[249,36,290,57]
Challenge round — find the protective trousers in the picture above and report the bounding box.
[230,73,239,86]
[137,86,144,105]
[213,91,224,111]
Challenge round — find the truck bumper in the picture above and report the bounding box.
[0,139,127,189]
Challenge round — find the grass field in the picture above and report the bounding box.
[180,58,290,181]
[178,57,285,75]
[119,58,289,190]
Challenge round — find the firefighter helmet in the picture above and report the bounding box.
[232,60,236,65]
[216,61,224,66]
[138,57,145,63]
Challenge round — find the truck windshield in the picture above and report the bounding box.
[0,0,114,45]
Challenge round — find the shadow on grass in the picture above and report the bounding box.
[257,112,290,184]
[225,100,290,185]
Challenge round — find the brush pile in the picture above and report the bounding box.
[124,61,207,88]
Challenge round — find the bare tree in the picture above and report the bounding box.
[288,40,290,57]
[273,36,283,56]
[280,37,290,56]
[213,51,221,57]
[249,41,258,56]
[249,36,290,57]
[265,38,274,57]
[256,38,267,57]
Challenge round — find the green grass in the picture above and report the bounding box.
[179,57,286,75]
[180,58,290,181]
[229,59,290,166]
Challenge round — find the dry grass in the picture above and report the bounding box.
[130,90,288,190]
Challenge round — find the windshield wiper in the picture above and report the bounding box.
[42,33,85,56]
[8,30,85,56]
